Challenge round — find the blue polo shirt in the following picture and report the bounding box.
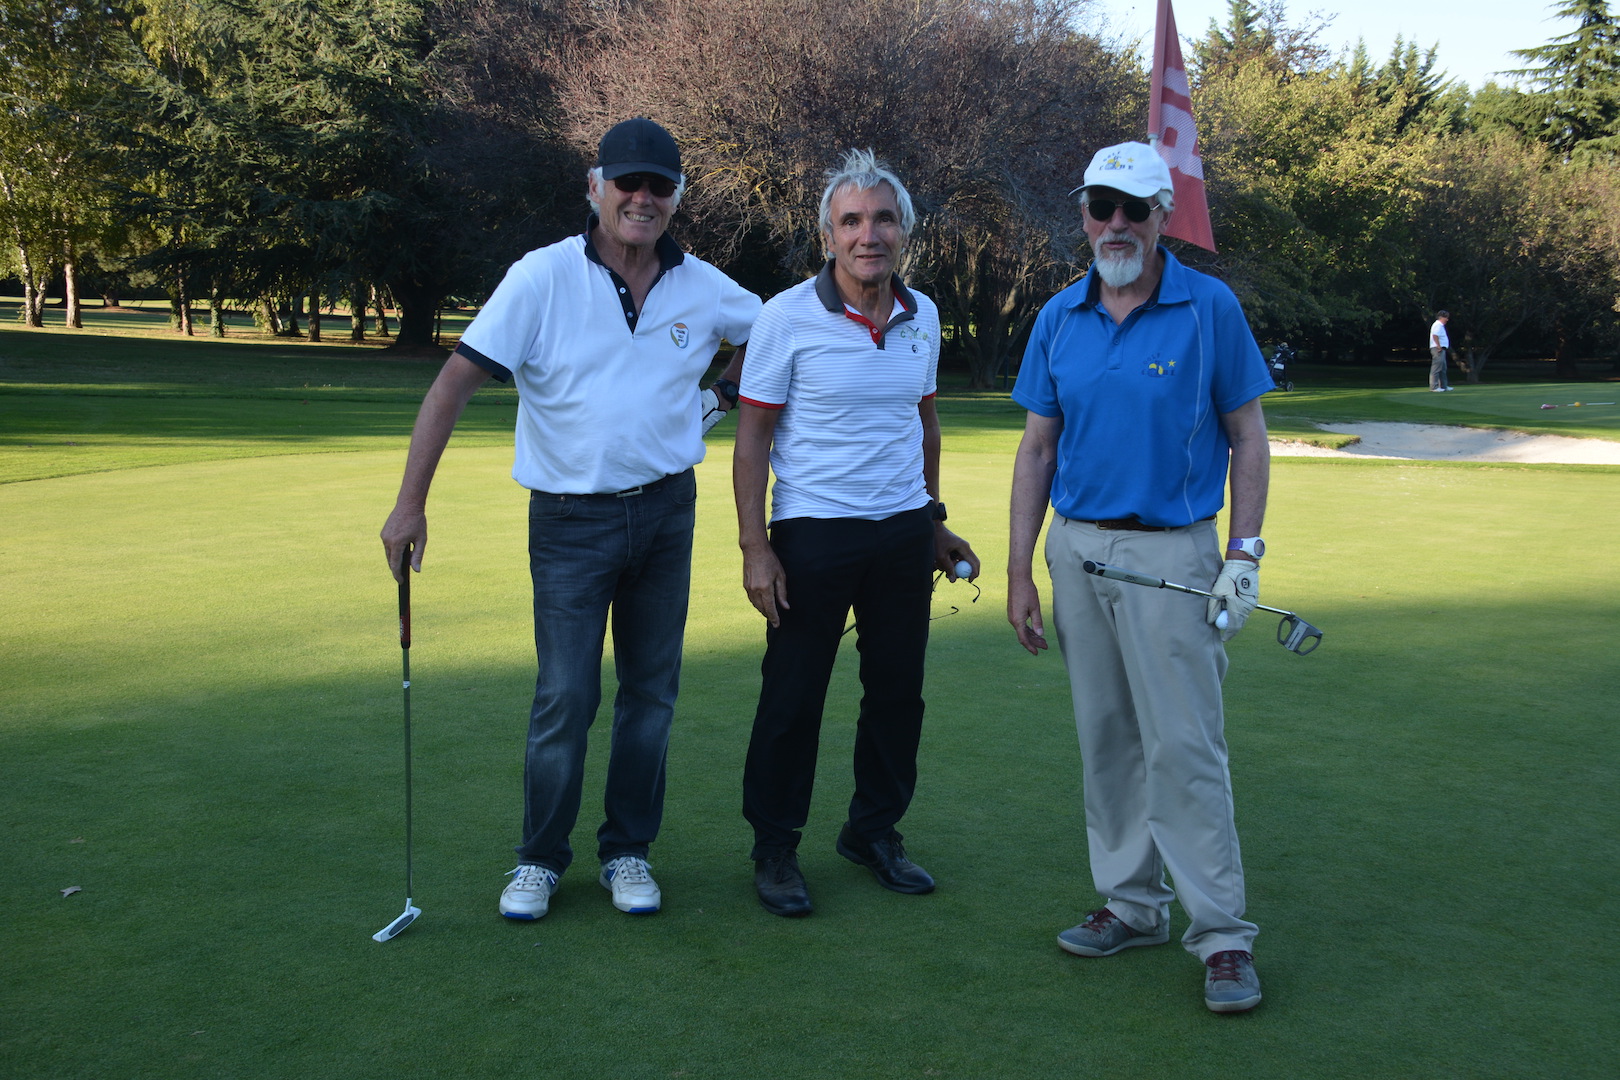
[1012,247,1271,527]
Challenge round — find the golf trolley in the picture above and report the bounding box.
[1268,342,1296,392]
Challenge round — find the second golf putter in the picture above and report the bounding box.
[1082,560,1324,655]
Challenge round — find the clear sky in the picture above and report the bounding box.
[1088,0,1578,91]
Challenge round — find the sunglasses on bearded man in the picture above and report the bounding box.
[1084,197,1162,223]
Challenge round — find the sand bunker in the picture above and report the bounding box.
[1270,422,1620,465]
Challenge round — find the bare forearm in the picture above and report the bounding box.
[732,405,775,551]
[1008,439,1056,583]
[1222,398,1270,539]
[716,342,746,387]
[395,352,488,507]
[380,351,490,579]
[921,404,942,501]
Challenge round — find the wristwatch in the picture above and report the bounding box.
[711,378,740,408]
[929,500,948,522]
[1226,536,1265,560]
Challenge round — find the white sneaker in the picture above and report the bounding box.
[500,864,558,920]
[599,855,661,914]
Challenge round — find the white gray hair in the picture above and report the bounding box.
[587,166,687,212]
[818,149,916,240]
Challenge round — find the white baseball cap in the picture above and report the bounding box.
[1069,141,1173,199]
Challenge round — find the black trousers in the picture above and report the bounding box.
[743,509,936,860]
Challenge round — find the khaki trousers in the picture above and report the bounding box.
[1046,515,1257,959]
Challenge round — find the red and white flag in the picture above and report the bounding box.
[1149,0,1217,251]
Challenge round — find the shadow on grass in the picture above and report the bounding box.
[3,592,1615,1080]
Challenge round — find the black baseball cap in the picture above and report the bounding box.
[598,118,682,183]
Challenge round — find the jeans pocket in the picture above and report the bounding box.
[667,469,698,508]
[529,491,576,521]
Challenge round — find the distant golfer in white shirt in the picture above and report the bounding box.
[1429,310,1452,391]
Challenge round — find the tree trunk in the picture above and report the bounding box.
[373,285,390,337]
[1554,320,1578,379]
[17,243,43,327]
[350,281,366,342]
[308,286,322,343]
[174,271,193,336]
[388,276,447,351]
[62,250,82,328]
[209,290,226,338]
[102,290,121,309]
[256,296,280,335]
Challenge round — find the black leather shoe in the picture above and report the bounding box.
[836,825,935,894]
[754,851,813,917]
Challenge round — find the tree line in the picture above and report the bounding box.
[3,0,1618,381]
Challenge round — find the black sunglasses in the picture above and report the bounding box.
[611,173,677,198]
[1085,197,1160,223]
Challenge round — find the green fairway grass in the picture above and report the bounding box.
[3,331,1618,1079]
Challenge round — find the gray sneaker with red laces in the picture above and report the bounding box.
[1204,950,1262,1013]
[1056,907,1169,957]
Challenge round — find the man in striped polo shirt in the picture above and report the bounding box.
[733,149,979,917]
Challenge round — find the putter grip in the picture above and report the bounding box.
[398,548,411,650]
[1082,560,1166,589]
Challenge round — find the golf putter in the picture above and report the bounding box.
[1082,560,1324,655]
[374,547,422,942]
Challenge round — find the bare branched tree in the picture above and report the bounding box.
[550,0,1141,385]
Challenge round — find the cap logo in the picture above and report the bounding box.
[1099,152,1134,171]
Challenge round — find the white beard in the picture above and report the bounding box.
[1093,233,1145,288]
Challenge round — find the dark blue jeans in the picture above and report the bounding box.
[742,509,935,860]
[515,469,696,874]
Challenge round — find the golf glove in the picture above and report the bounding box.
[700,387,728,435]
[1207,559,1259,641]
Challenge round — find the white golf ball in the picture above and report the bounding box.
[954,560,973,578]
[1216,610,1230,630]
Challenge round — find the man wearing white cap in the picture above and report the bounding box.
[1006,142,1273,1012]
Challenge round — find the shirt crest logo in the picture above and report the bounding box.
[670,322,690,348]
[1144,357,1178,377]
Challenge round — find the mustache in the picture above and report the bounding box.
[1095,231,1145,258]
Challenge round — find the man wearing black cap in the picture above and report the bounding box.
[381,118,761,922]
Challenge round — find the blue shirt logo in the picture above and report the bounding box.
[1144,357,1178,377]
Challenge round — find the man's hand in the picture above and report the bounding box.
[742,542,790,627]
[1008,578,1049,655]
[380,505,426,583]
[1207,559,1259,641]
[700,388,729,435]
[935,526,979,581]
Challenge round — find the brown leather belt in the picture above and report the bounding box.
[1079,515,1214,532]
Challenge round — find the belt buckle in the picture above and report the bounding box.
[615,485,644,498]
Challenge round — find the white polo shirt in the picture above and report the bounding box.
[740,261,939,522]
[459,225,761,494]
[1430,319,1449,349]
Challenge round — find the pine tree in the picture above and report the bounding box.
[1511,0,1620,160]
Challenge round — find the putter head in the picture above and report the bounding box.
[372,903,421,942]
[1277,615,1323,655]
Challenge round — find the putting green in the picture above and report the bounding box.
[3,424,1617,1080]
[1383,382,1620,428]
